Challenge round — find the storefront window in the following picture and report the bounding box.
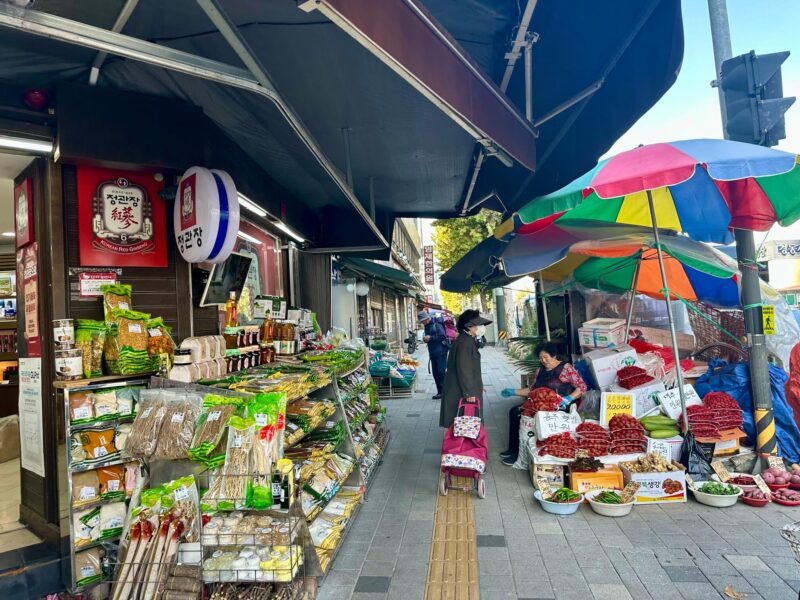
[235,220,283,324]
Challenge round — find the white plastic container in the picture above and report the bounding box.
[579,318,626,348]
[584,489,635,517]
[690,482,742,507]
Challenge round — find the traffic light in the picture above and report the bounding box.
[719,50,795,147]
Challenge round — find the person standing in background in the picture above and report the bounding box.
[419,310,448,400]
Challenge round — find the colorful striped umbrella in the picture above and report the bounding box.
[537,235,740,307]
[495,139,800,244]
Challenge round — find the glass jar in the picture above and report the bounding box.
[223,328,239,350]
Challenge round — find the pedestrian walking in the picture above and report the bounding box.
[418,310,449,399]
[440,309,492,428]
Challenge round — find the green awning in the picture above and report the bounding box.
[337,257,422,291]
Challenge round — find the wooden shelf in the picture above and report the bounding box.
[0,353,17,361]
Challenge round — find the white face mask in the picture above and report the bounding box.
[475,325,486,337]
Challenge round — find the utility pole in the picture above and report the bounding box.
[707,0,778,464]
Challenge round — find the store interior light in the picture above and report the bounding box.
[0,134,52,154]
[237,193,267,218]
[236,231,262,245]
[274,220,305,243]
[1,232,14,237]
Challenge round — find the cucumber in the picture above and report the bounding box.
[640,416,678,427]
[648,428,680,439]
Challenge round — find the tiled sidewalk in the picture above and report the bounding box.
[319,346,800,600]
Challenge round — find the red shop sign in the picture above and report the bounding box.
[17,243,40,358]
[77,166,168,267]
[14,178,34,248]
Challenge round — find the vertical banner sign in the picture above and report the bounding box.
[17,243,40,358]
[18,357,44,477]
[77,166,168,267]
[14,178,34,248]
[423,245,435,285]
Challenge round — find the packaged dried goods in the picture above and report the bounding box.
[124,462,141,496]
[69,391,95,424]
[53,318,75,347]
[75,320,106,378]
[73,507,98,548]
[74,547,104,587]
[72,470,100,507]
[115,423,131,450]
[99,501,126,539]
[97,464,125,500]
[106,309,155,375]
[55,348,83,381]
[115,386,139,417]
[79,427,119,464]
[147,317,176,358]
[100,283,132,323]
[207,417,255,510]
[92,388,118,419]
[163,475,201,542]
[125,390,167,457]
[152,392,202,460]
[189,397,239,463]
[70,433,86,463]
[620,452,683,473]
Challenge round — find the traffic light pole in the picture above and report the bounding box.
[707,0,778,464]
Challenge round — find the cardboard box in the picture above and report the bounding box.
[609,381,666,417]
[529,451,566,488]
[579,318,627,349]
[621,467,687,504]
[696,428,746,457]
[646,435,683,463]
[585,345,638,388]
[569,465,624,493]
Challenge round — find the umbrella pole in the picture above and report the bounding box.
[646,190,689,431]
[624,260,641,343]
[538,273,551,341]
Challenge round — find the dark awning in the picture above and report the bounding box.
[337,257,422,292]
[0,0,684,234]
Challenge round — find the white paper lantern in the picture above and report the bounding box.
[355,281,370,296]
[174,166,240,264]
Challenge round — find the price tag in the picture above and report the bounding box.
[93,445,109,459]
[647,439,671,463]
[575,449,589,459]
[174,485,190,501]
[73,406,92,421]
[767,455,787,471]
[711,461,731,482]
[599,392,634,427]
[148,328,162,337]
[618,481,640,504]
[255,413,268,427]
[207,410,221,422]
[231,434,243,448]
[79,486,97,501]
[171,412,185,423]
[753,474,772,497]
[128,323,142,334]
[80,566,96,578]
[536,477,553,500]
[140,407,153,419]
[107,479,120,492]
[685,473,695,489]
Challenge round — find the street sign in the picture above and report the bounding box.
[762,305,775,335]
[423,245,435,285]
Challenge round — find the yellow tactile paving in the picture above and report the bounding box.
[425,476,480,600]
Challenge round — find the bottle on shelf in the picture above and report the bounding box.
[225,291,238,328]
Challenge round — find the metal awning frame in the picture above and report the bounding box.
[0,1,389,248]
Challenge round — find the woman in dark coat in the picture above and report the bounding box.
[440,309,492,428]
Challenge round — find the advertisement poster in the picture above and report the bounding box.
[17,243,40,358]
[18,358,44,477]
[77,166,167,267]
[14,178,33,248]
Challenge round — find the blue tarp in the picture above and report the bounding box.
[695,359,800,463]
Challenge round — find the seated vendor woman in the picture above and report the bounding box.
[499,342,587,466]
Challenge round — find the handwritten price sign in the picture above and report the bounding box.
[600,392,634,427]
[656,385,702,420]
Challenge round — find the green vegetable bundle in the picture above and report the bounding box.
[698,482,739,495]
[551,487,581,503]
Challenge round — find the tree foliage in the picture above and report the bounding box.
[432,210,501,313]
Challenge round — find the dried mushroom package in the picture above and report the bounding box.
[152,392,203,460]
[125,389,167,457]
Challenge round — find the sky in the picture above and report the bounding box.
[606,0,800,242]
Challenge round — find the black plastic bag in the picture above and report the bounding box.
[679,431,713,479]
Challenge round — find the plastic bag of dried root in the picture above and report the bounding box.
[153,392,202,461]
[125,389,167,457]
[218,417,255,510]
[162,475,201,543]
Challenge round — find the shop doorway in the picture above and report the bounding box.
[0,151,39,552]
